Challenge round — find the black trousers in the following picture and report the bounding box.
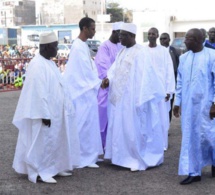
[169,94,174,122]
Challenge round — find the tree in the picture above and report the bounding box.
[106,2,133,23]
[106,2,123,22]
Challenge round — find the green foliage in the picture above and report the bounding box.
[106,2,123,22]
[106,2,133,23]
[106,2,120,9]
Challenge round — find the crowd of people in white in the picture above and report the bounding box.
[11,17,215,186]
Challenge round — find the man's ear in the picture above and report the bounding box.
[83,26,88,31]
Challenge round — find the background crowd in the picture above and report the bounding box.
[0,44,68,90]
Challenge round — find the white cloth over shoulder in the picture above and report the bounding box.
[64,38,103,168]
[12,54,75,183]
[104,44,166,170]
[65,38,101,100]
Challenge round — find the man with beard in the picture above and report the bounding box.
[13,32,73,184]
[102,23,165,171]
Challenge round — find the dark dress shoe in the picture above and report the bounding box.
[212,166,215,177]
[180,176,201,185]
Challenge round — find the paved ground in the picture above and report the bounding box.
[1,91,215,195]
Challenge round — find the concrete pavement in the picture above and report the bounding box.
[0,91,215,195]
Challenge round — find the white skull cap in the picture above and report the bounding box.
[39,31,58,44]
[112,21,124,31]
[120,23,137,35]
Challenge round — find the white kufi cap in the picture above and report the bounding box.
[120,23,137,35]
[39,31,58,44]
[112,21,124,31]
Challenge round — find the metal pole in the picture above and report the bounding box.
[4,11,6,27]
[101,0,104,41]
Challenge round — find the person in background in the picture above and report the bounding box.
[14,45,21,58]
[64,17,103,169]
[173,28,215,185]
[0,65,9,84]
[2,47,10,58]
[0,62,2,72]
[159,32,179,122]
[146,27,175,151]
[8,69,15,85]
[59,60,66,75]
[12,31,74,184]
[200,28,207,45]
[95,21,123,150]
[204,27,215,49]
[14,72,23,88]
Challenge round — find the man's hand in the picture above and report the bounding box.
[101,78,109,89]
[165,94,170,102]
[173,106,180,118]
[209,104,215,119]
[42,119,51,127]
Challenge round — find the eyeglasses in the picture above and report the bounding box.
[160,37,168,40]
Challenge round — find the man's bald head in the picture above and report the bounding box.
[185,28,203,52]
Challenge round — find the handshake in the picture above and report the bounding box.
[101,78,109,89]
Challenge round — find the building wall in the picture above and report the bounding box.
[83,0,102,19]
[94,22,112,42]
[133,10,215,45]
[20,24,79,46]
[64,0,83,24]
[14,1,36,25]
[0,7,13,27]
[40,0,65,25]
[0,0,35,27]
[39,0,104,25]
